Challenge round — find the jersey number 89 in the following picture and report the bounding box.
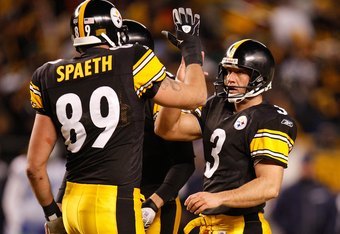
[56,86,120,153]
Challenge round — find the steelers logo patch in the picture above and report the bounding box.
[234,115,247,130]
[110,8,122,28]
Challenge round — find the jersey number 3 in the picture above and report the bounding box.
[204,128,225,178]
[56,86,120,153]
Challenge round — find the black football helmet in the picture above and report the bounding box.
[123,19,154,50]
[70,0,127,50]
[214,39,275,103]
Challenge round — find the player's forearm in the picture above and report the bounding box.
[154,107,182,140]
[26,167,54,206]
[218,177,280,208]
[26,114,57,206]
[183,64,207,108]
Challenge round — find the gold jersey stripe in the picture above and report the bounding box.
[250,134,290,155]
[29,82,43,109]
[30,81,40,93]
[255,129,294,151]
[251,149,288,163]
[133,50,166,97]
[250,128,293,164]
[153,103,161,116]
[133,49,153,72]
[135,67,166,97]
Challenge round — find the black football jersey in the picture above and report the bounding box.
[29,45,166,187]
[198,95,297,215]
[141,100,195,199]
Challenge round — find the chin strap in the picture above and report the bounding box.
[101,32,126,48]
[101,33,117,47]
[227,81,272,103]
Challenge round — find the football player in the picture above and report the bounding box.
[26,0,206,233]
[155,39,297,233]
[122,20,196,233]
[54,19,197,234]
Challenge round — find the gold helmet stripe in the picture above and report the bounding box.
[78,0,91,37]
[226,39,250,58]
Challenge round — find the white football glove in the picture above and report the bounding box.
[142,207,157,229]
[142,198,159,229]
[44,216,67,234]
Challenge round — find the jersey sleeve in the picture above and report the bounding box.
[196,95,216,132]
[249,114,297,168]
[152,102,161,120]
[29,66,49,115]
[132,46,166,99]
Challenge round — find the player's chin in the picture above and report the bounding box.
[228,90,240,96]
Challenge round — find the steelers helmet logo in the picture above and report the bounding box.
[110,8,122,28]
[234,115,248,130]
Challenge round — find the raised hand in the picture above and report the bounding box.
[162,8,202,65]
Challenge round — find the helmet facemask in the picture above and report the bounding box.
[214,62,272,103]
[214,39,274,103]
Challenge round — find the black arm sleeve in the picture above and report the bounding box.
[155,162,195,203]
[154,138,195,203]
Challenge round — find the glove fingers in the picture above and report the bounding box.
[193,14,200,35]
[185,8,193,25]
[178,8,187,25]
[168,7,202,65]
[173,8,181,25]
[194,14,200,25]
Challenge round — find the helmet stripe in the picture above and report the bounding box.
[78,0,91,37]
[227,39,250,57]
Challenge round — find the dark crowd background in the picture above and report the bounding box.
[0,0,339,233]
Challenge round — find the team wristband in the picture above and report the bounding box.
[142,198,159,213]
[42,200,62,221]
